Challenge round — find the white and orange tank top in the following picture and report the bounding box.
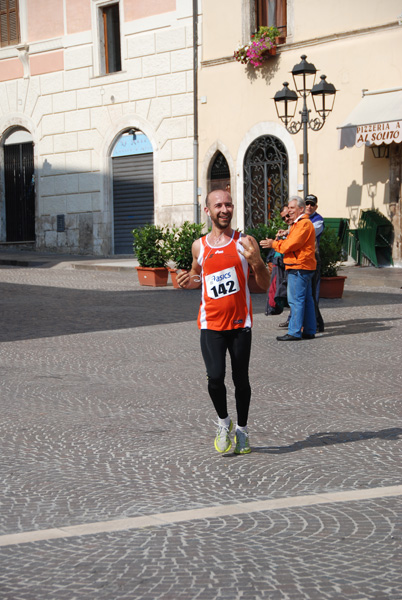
[197,230,252,330]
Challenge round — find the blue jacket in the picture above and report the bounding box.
[309,211,324,246]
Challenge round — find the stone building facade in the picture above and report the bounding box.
[2,1,402,264]
[198,0,402,264]
[0,0,199,255]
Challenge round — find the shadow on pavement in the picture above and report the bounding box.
[0,282,269,342]
[326,289,402,307]
[0,279,400,342]
[0,284,200,342]
[253,427,402,454]
[319,316,401,337]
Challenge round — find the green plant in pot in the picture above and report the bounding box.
[257,25,281,44]
[319,227,347,298]
[165,221,205,287]
[319,227,343,277]
[132,223,169,286]
[166,221,205,270]
[245,210,283,262]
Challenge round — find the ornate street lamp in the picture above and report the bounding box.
[273,55,336,197]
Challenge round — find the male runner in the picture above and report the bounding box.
[176,190,270,454]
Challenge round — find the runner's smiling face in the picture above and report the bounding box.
[205,190,234,230]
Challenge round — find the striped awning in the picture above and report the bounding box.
[338,88,402,149]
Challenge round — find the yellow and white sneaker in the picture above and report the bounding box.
[234,429,251,454]
[214,420,233,453]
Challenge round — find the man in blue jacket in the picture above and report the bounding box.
[305,194,324,332]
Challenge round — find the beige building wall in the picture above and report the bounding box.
[1,0,401,260]
[0,0,197,255]
[199,0,402,262]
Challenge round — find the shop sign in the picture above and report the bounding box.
[356,120,402,147]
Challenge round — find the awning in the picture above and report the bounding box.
[338,87,402,149]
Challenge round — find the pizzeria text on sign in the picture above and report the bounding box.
[356,120,401,146]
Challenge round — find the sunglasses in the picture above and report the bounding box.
[305,201,316,206]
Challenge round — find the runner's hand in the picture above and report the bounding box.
[239,235,261,267]
[176,269,190,288]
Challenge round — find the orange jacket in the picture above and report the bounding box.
[272,214,317,270]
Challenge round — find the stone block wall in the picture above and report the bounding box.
[0,0,199,255]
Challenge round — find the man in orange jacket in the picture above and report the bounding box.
[260,196,317,341]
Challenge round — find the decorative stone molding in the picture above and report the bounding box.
[16,44,30,79]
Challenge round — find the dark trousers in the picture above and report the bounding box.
[312,256,324,332]
[200,328,252,427]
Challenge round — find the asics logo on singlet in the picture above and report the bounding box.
[212,272,232,282]
[215,250,224,254]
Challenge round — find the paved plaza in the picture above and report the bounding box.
[0,256,401,600]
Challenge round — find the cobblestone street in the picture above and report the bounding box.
[0,259,401,600]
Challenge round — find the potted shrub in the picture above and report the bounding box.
[319,227,347,298]
[166,221,205,288]
[245,210,284,257]
[245,220,278,293]
[132,223,169,287]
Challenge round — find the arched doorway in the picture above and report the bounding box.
[208,151,231,193]
[111,130,154,254]
[243,135,288,228]
[3,129,35,242]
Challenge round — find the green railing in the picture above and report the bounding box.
[357,209,393,267]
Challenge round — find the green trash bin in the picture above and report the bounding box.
[357,209,393,267]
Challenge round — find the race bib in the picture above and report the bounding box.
[205,267,240,300]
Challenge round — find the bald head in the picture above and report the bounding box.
[204,189,234,229]
[206,189,232,208]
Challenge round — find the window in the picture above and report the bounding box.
[0,0,20,47]
[243,136,288,228]
[100,3,121,74]
[209,152,231,193]
[255,0,286,37]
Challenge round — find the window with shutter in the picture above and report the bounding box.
[255,0,287,38]
[0,0,20,48]
[100,3,121,74]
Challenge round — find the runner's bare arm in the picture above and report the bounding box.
[239,235,270,292]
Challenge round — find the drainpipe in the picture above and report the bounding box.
[193,0,199,223]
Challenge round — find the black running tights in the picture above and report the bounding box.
[200,328,252,427]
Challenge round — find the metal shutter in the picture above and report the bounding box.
[4,142,35,242]
[112,152,154,254]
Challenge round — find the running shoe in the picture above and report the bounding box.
[234,429,251,454]
[214,420,233,453]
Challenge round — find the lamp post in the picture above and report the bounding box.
[273,55,336,198]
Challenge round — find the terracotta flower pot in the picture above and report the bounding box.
[319,276,347,299]
[169,268,181,289]
[136,266,169,287]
